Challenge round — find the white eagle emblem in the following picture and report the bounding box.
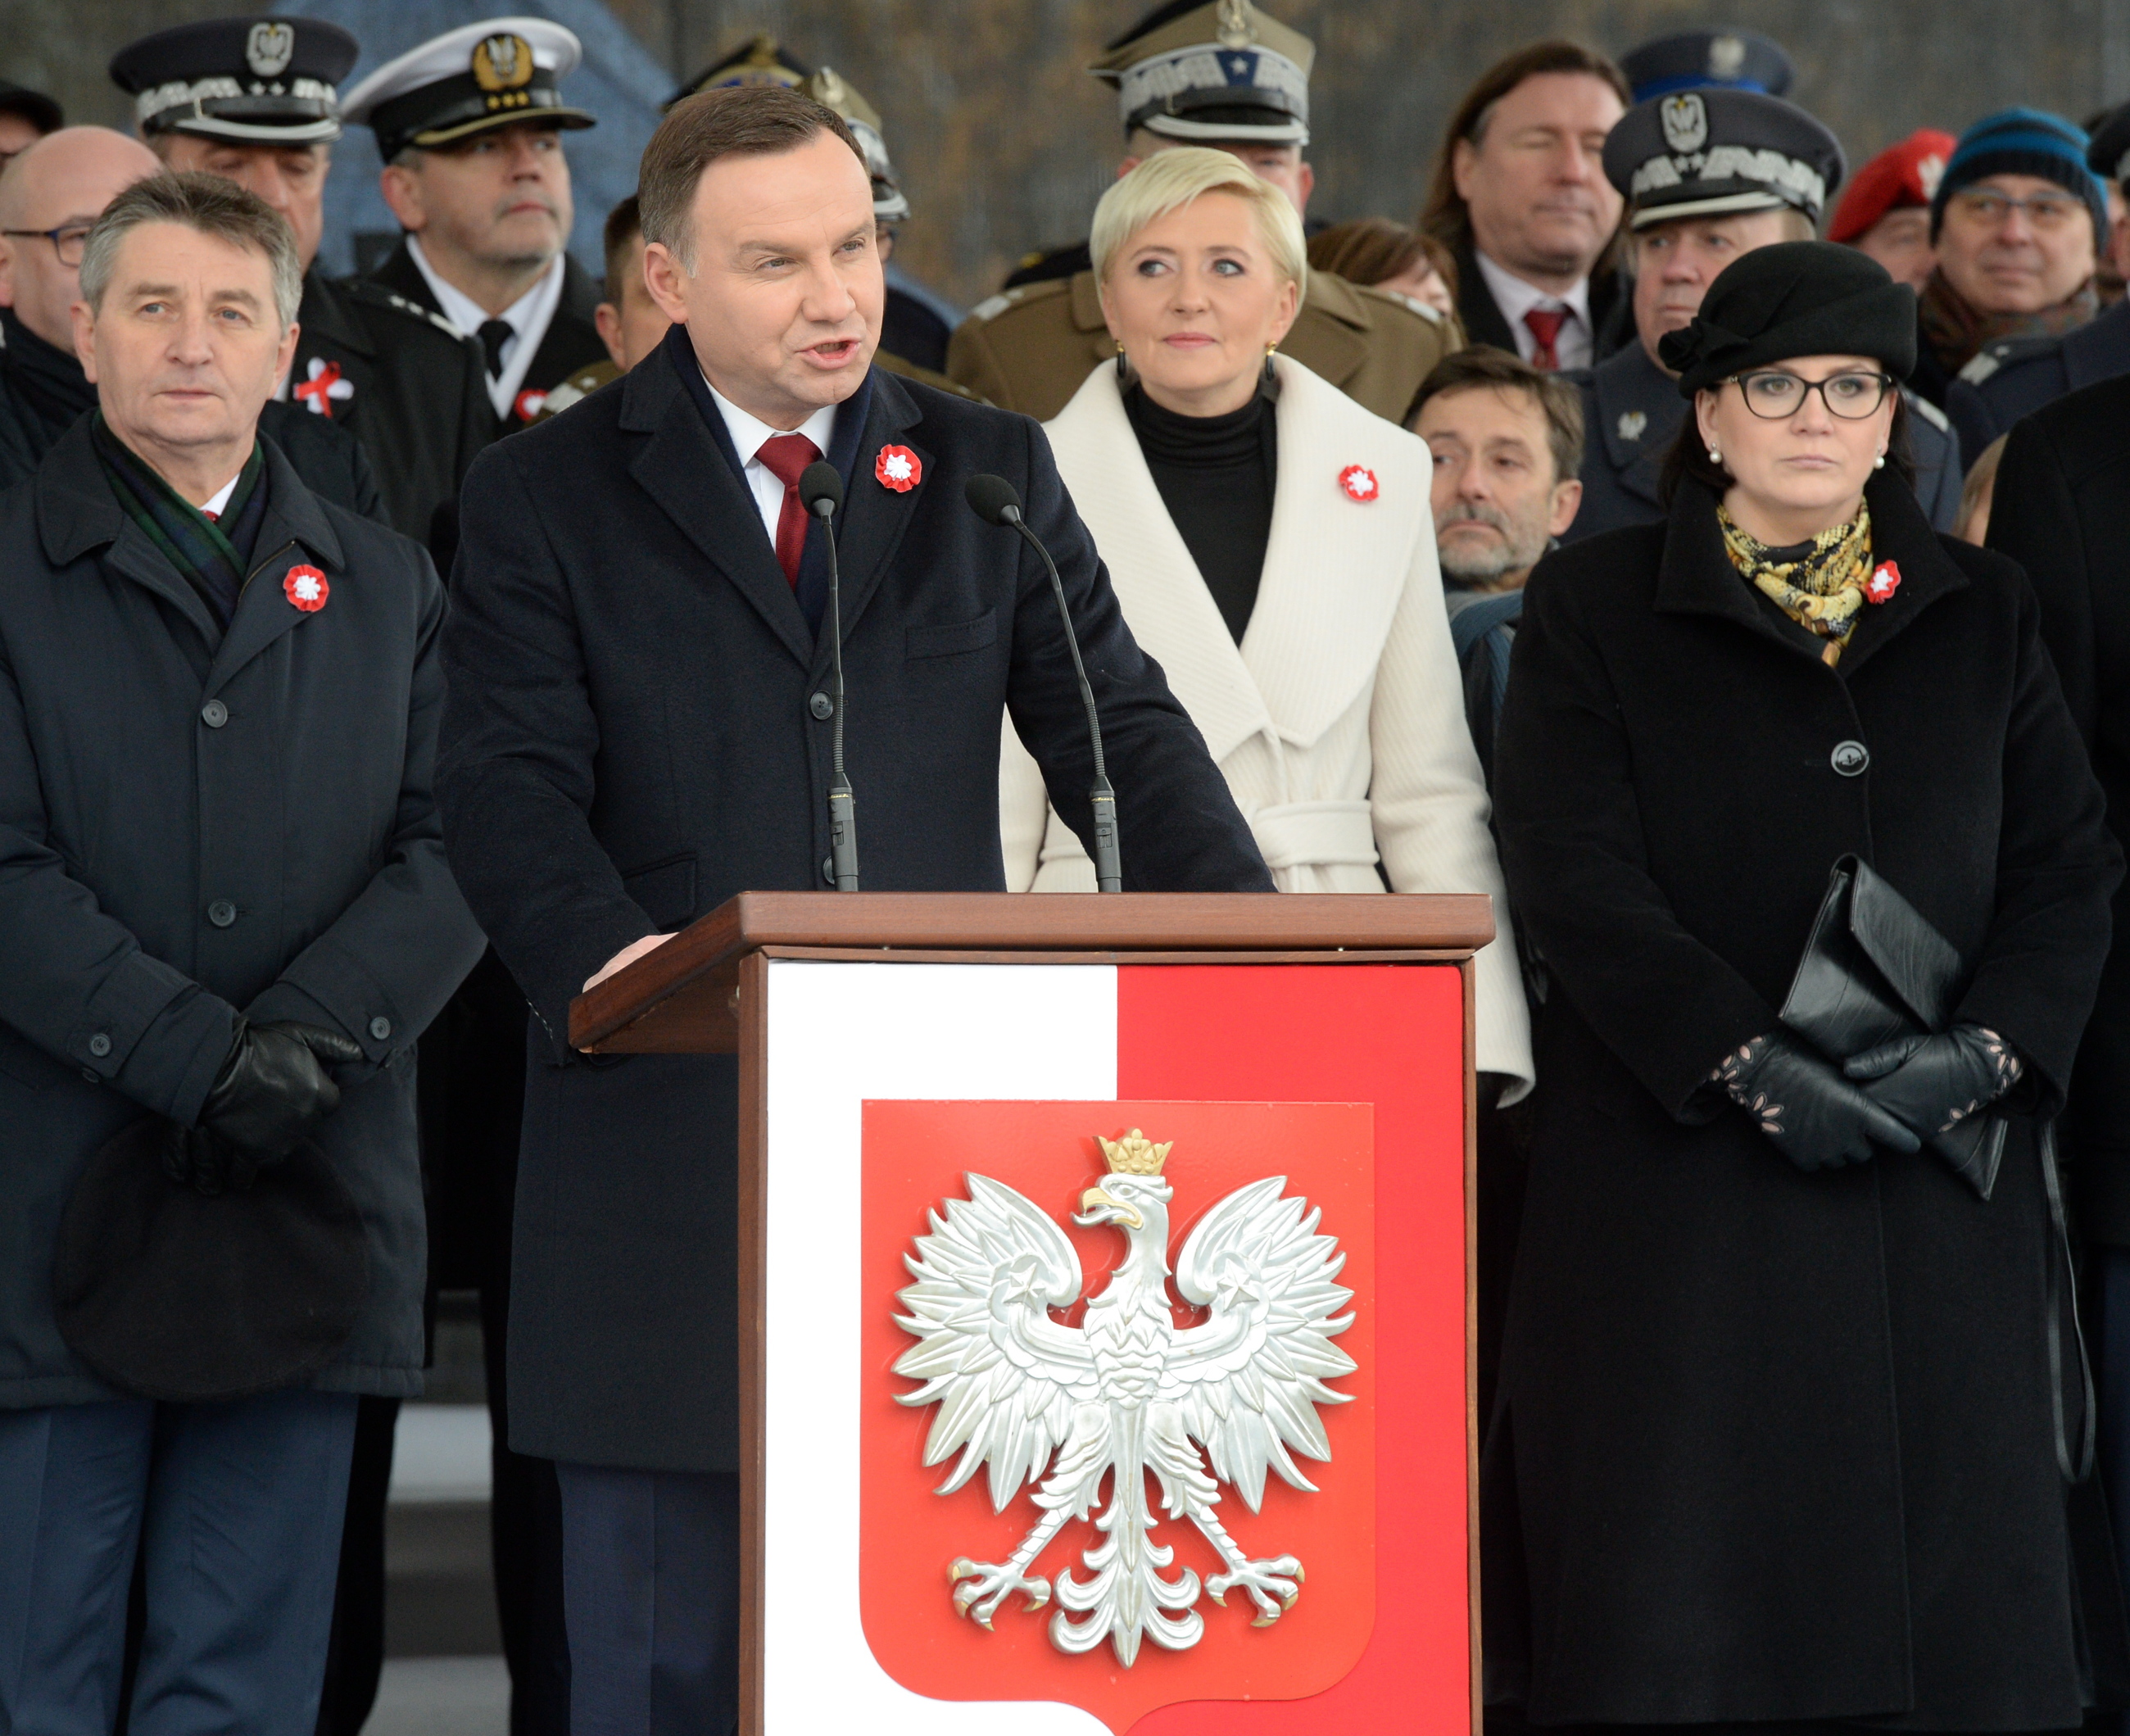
[893,1131,1356,1667]
[246,21,294,78]
[1661,92,1710,156]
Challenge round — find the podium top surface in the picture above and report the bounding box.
[569,890,1493,1054]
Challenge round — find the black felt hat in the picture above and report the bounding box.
[1659,241,1918,398]
[52,1120,368,1402]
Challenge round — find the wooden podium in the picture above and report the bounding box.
[572,891,1489,1735]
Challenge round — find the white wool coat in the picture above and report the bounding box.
[999,355,1534,1091]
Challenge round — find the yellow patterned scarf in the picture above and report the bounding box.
[1719,501,1873,667]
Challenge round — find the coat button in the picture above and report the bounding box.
[809,691,834,720]
[822,856,836,884]
[369,1016,392,1040]
[200,700,229,728]
[88,1033,111,1058]
[207,900,238,927]
[1830,740,1870,777]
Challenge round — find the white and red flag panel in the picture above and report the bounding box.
[759,959,1470,1733]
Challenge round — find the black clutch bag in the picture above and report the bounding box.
[1779,855,2006,1199]
[51,1119,369,1402]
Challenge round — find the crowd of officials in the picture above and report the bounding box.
[7,1,2130,1732]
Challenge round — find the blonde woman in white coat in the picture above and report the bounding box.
[999,147,1533,1095]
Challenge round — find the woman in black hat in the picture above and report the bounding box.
[1484,241,2128,1729]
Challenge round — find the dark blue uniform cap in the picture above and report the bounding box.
[109,16,357,144]
[1604,88,1844,230]
[1620,28,1793,102]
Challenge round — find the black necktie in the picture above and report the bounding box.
[477,318,514,379]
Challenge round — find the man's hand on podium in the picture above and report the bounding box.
[584,932,676,993]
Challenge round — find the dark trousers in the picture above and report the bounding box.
[555,1464,740,1736]
[0,1391,356,1736]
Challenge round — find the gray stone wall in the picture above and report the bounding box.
[7,0,2128,308]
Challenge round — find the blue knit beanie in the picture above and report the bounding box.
[1930,107,2109,241]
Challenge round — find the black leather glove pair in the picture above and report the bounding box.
[1713,1031,1920,1172]
[1843,1025,2024,1140]
[165,1020,364,1195]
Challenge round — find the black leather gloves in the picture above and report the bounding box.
[172,1019,365,1194]
[1845,1025,2024,1139]
[1713,1031,1921,1172]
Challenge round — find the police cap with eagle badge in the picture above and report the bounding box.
[1603,87,1845,231]
[1088,0,1315,147]
[1618,26,1794,102]
[341,17,596,163]
[109,16,358,144]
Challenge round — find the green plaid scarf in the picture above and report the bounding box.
[91,415,266,628]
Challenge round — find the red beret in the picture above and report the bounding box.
[1829,129,1958,242]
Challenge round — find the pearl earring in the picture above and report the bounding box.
[1707,446,1721,464]
[1873,451,1886,469]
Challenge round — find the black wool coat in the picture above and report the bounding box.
[1487,472,2125,1726]
[1988,374,2130,1245]
[0,421,486,1408]
[1946,296,2130,465]
[437,347,1271,1473]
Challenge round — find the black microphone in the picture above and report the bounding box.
[800,460,858,891]
[965,474,1122,892]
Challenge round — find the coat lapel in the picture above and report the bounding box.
[1834,472,1969,676]
[824,369,927,661]
[35,419,220,646]
[1239,358,1421,746]
[621,342,814,667]
[206,442,347,696]
[1046,365,1272,765]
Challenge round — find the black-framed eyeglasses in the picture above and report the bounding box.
[0,223,93,267]
[1723,369,1897,420]
[1947,188,2088,231]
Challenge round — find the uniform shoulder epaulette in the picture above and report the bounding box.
[1343,277,1445,329]
[340,275,469,342]
[1956,335,2055,388]
[1904,390,1951,432]
[966,278,1071,324]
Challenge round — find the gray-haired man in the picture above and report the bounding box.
[0,172,482,1734]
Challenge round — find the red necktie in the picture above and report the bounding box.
[755,433,823,588]
[1523,306,1568,371]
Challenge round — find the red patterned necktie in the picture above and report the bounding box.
[1523,306,1569,371]
[755,433,823,588]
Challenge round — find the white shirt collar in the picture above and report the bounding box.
[201,469,243,519]
[705,375,837,469]
[703,371,838,552]
[1474,250,1593,361]
[407,235,568,419]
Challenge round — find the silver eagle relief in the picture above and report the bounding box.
[892,1131,1357,1667]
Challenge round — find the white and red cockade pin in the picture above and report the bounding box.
[1338,463,1380,502]
[875,444,922,492]
[292,357,352,419]
[513,388,548,424]
[1865,560,1901,604]
[283,564,329,612]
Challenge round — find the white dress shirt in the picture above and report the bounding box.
[1473,250,1594,371]
[408,235,567,419]
[200,469,242,519]
[703,376,839,553]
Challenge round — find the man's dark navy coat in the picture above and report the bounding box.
[0,421,486,1408]
[437,341,1271,1474]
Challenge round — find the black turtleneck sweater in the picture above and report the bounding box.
[1122,381,1277,644]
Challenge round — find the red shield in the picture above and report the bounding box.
[861,1099,1376,1733]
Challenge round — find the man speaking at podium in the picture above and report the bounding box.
[436,82,1270,1734]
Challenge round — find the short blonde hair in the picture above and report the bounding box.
[1090,146,1307,300]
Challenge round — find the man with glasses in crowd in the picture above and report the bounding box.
[1909,108,2108,408]
[1949,102,2130,454]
